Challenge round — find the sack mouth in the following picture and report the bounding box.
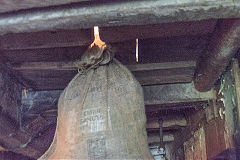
[74,44,114,74]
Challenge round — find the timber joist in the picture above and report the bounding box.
[0,0,239,34]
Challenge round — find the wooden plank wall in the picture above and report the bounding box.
[201,59,239,159]
[184,127,207,160]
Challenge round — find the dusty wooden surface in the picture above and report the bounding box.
[0,0,238,34]
[12,61,196,90]
[147,133,174,144]
[0,20,215,50]
[0,18,212,91]
[204,60,238,159]
[232,60,240,146]
[184,127,207,160]
[146,116,187,129]
[0,0,90,13]
[20,82,215,109]
[0,35,207,64]
[143,83,215,106]
[194,19,240,92]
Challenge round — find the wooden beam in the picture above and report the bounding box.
[0,35,206,64]
[135,68,194,86]
[22,82,215,111]
[194,19,240,92]
[0,46,88,64]
[0,29,92,50]
[12,61,196,90]
[143,83,215,107]
[0,0,90,13]
[0,0,238,35]
[232,59,240,146]
[0,20,216,50]
[20,107,187,132]
[147,133,174,144]
[128,61,196,72]
[13,60,196,71]
[146,116,187,130]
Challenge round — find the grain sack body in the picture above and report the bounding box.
[39,45,153,160]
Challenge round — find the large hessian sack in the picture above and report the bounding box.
[40,46,153,159]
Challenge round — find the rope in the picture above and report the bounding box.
[77,46,113,75]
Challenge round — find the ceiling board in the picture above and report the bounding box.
[0,20,216,50]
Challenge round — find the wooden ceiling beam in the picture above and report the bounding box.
[194,19,240,92]
[22,81,215,110]
[0,35,206,65]
[146,116,187,130]
[13,60,196,71]
[143,83,215,108]
[148,133,174,144]
[0,0,90,13]
[12,61,196,90]
[0,20,215,50]
[0,0,238,35]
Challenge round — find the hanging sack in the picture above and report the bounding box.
[40,45,153,159]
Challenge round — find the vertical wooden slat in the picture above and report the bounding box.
[232,59,240,135]
[184,127,207,160]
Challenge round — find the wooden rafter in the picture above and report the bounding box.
[12,61,196,90]
[0,0,90,13]
[194,19,240,92]
[0,0,238,35]
[0,20,215,50]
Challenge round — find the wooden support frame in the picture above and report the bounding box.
[12,61,197,90]
[12,60,196,71]
[0,20,216,50]
[22,82,215,111]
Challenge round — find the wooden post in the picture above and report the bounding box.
[184,127,207,160]
[204,59,238,159]
[232,60,240,145]
[232,60,240,159]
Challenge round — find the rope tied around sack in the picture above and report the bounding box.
[74,44,114,74]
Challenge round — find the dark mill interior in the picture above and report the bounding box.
[0,0,240,160]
